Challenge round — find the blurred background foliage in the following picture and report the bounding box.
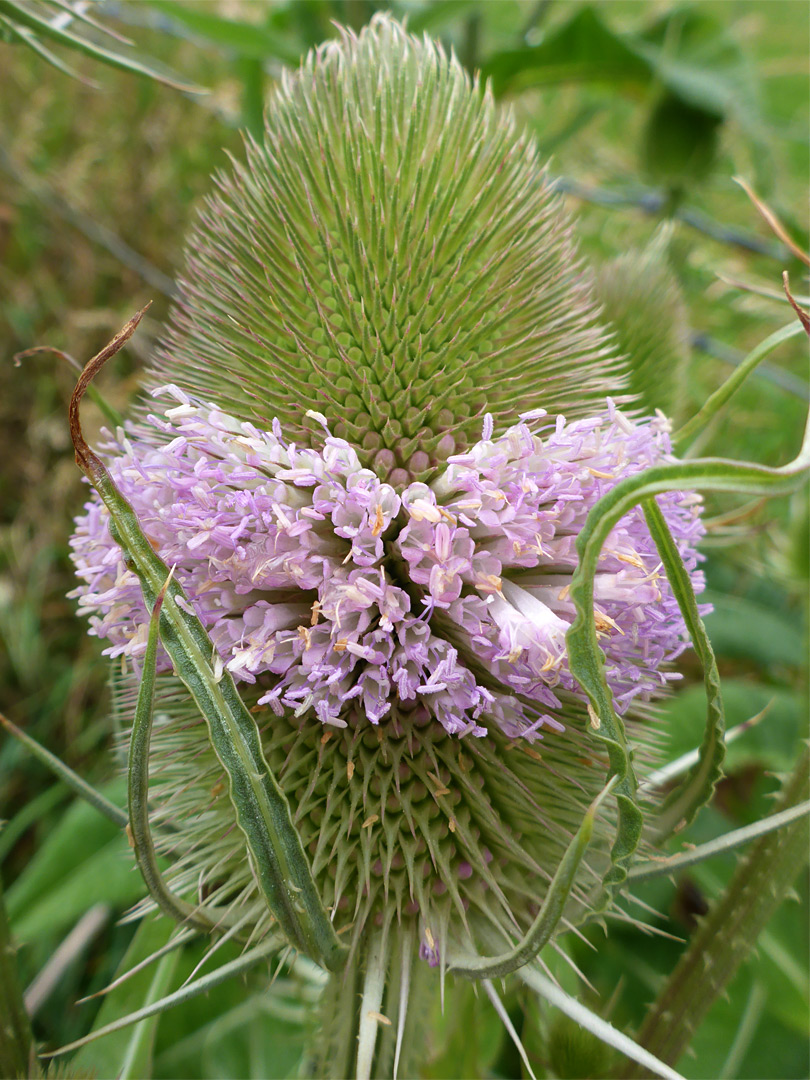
[0,1,807,1077]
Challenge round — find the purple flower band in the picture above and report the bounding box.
[70,386,707,740]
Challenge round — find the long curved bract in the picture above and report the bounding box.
[69,309,347,974]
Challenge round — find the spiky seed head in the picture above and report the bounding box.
[68,16,710,1072]
[147,15,628,486]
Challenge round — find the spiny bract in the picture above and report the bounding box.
[70,15,706,1079]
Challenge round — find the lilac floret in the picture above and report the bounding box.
[70,388,708,740]
[404,404,708,716]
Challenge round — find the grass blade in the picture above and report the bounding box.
[0,877,39,1080]
[0,712,127,828]
[43,939,278,1058]
[24,903,109,1017]
[45,0,133,46]
[115,950,179,1080]
[146,0,302,66]
[0,0,204,91]
[1,15,98,85]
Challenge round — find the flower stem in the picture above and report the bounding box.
[309,940,365,1080]
[0,874,40,1079]
[307,928,433,1080]
[622,743,810,1076]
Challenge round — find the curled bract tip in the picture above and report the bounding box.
[69,304,151,474]
[783,272,810,336]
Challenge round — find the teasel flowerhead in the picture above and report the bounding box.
[69,15,707,1077]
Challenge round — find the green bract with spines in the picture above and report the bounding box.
[149,16,627,484]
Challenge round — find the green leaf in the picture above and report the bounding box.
[152,948,311,1079]
[145,0,302,65]
[634,7,763,134]
[10,834,144,944]
[755,926,810,1039]
[0,713,127,828]
[481,5,765,150]
[532,101,606,156]
[640,91,721,189]
[482,8,651,95]
[44,939,278,1060]
[662,681,806,775]
[689,968,808,1080]
[0,0,204,91]
[201,999,306,1080]
[701,589,807,669]
[402,0,482,36]
[74,915,180,1080]
[641,707,768,795]
[718,978,768,1080]
[0,782,67,863]
[5,781,127,929]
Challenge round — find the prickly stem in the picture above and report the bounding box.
[624,743,810,1076]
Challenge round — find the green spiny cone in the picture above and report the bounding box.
[118,671,640,965]
[147,15,628,484]
[114,663,660,1077]
[594,225,690,418]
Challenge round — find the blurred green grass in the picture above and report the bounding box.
[0,2,807,1077]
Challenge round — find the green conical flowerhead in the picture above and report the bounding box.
[148,15,627,483]
[70,15,708,1078]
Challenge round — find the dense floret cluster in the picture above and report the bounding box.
[71,386,705,740]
